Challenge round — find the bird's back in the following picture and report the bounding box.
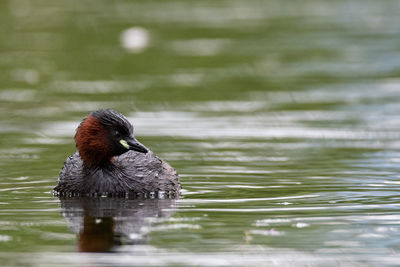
[55,150,180,198]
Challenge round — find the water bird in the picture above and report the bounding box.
[54,109,180,198]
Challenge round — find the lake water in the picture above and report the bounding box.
[1,0,400,266]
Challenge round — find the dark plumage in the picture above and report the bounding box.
[54,109,181,198]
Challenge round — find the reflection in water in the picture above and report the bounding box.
[79,216,115,252]
[58,197,176,252]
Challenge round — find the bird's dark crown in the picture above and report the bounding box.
[90,109,133,136]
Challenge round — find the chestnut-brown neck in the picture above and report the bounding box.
[75,116,112,167]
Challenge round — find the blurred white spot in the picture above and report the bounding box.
[367,183,385,187]
[0,235,12,242]
[128,233,142,240]
[383,180,400,185]
[278,202,292,205]
[375,226,398,233]
[120,27,149,53]
[293,222,310,228]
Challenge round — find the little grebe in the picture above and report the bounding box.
[54,109,180,198]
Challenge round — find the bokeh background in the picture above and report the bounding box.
[1,0,400,266]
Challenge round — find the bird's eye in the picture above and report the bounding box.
[113,131,121,138]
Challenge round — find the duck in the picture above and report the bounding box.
[54,109,180,198]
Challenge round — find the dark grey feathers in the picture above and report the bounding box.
[55,150,181,198]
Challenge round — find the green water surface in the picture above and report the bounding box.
[1,0,400,266]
